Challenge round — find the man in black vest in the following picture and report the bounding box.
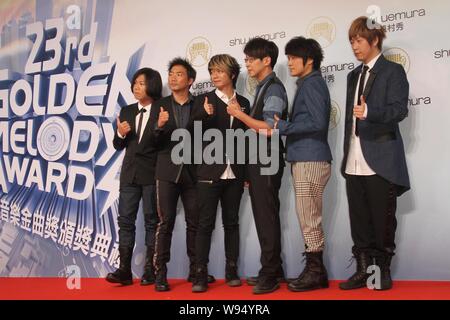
[227,38,288,294]
[106,68,162,286]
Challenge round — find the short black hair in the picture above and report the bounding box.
[285,36,324,70]
[131,68,162,101]
[244,38,279,69]
[168,57,197,82]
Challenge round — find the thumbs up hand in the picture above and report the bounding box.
[273,114,280,129]
[203,96,214,115]
[353,95,367,119]
[117,116,131,136]
[158,107,169,128]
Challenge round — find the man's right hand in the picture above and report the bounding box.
[158,107,169,128]
[204,96,214,115]
[117,117,131,137]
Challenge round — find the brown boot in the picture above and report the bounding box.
[288,252,329,292]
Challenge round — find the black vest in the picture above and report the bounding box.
[250,76,288,165]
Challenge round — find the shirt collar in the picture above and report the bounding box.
[171,93,194,106]
[138,103,151,112]
[215,88,236,103]
[365,53,382,71]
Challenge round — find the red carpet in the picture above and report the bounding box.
[1,278,449,300]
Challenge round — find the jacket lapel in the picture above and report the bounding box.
[129,103,139,138]
[362,55,386,100]
[347,69,359,121]
[138,107,153,145]
[362,71,377,100]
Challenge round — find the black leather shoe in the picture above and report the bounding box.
[187,274,216,284]
[225,262,242,287]
[339,249,371,290]
[140,246,155,286]
[105,247,133,286]
[374,253,393,291]
[154,267,170,292]
[287,252,329,292]
[253,276,280,294]
[247,275,285,286]
[192,266,208,293]
[106,269,133,286]
[140,269,155,286]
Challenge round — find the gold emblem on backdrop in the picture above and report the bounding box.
[186,37,212,67]
[307,17,336,48]
[383,47,411,73]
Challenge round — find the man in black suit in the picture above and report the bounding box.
[150,58,214,291]
[339,17,410,291]
[106,68,162,286]
[190,54,250,293]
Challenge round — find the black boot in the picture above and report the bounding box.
[192,265,208,293]
[374,253,393,291]
[247,267,286,286]
[106,246,133,285]
[288,252,329,292]
[154,264,170,292]
[188,262,216,284]
[339,248,371,290]
[140,247,155,286]
[225,261,241,287]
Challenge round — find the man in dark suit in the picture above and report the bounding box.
[106,68,162,286]
[149,57,214,292]
[339,16,410,291]
[189,54,250,293]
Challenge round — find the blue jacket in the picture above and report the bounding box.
[341,55,410,195]
[277,71,332,163]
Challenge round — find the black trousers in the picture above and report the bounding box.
[345,174,398,255]
[117,183,158,250]
[247,164,284,278]
[154,169,199,269]
[195,179,244,266]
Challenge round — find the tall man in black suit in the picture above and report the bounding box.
[190,54,250,293]
[106,68,162,286]
[150,58,214,292]
[339,17,410,291]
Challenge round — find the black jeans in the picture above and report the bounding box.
[195,179,244,266]
[247,164,284,278]
[117,183,158,250]
[153,169,199,269]
[346,174,398,255]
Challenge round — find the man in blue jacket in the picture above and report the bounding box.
[339,17,410,291]
[274,36,332,292]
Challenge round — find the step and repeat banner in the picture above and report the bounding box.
[0,0,449,280]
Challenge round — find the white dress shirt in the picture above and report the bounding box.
[345,53,381,176]
[215,89,237,180]
[117,103,152,143]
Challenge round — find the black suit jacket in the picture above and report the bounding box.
[341,55,410,195]
[149,95,196,183]
[191,91,250,181]
[113,103,158,185]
